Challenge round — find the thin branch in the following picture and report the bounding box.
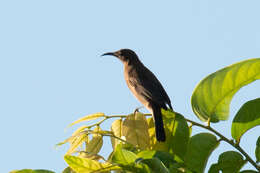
[186,118,260,171]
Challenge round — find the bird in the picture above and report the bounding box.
[102,49,172,142]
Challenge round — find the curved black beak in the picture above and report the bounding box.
[101,52,114,56]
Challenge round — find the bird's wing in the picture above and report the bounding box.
[128,65,172,108]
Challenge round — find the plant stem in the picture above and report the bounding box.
[185,119,260,171]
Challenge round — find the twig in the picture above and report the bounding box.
[186,118,260,171]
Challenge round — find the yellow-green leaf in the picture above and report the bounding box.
[79,151,105,161]
[111,119,123,149]
[64,155,120,173]
[191,58,260,122]
[112,144,137,165]
[85,126,103,154]
[147,117,167,151]
[231,98,260,142]
[122,113,150,149]
[66,133,88,155]
[85,135,103,154]
[68,113,105,127]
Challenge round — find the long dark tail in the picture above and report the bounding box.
[152,105,166,142]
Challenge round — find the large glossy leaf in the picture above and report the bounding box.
[122,113,150,149]
[185,133,219,173]
[163,110,190,161]
[148,110,190,162]
[191,58,260,122]
[111,119,123,149]
[64,155,120,173]
[256,136,260,163]
[10,170,55,173]
[240,170,259,173]
[216,151,246,173]
[231,98,260,142]
[68,113,105,127]
[209,151,247,173]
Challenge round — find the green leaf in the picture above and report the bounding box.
[240,170,259,173]
[137,157,169,173]
[191,58,260,122]
[151,110,189,161]
[111,119,123,149]
[62,167,76,173]
[217,151,246,173]
[169,165,192,173]
[68,112,105,127]
[137,150,175,168]
[10,170,55,173]
[165,111,190,161]
[112,144,137,165]
[111,145,149,173]
[64,155,120,173]
[122,113,150,149]
[208,163,220,173]
[256,136,260,163]
[231,98,260,142]
[185,133,219,173]
[209,151,247,173]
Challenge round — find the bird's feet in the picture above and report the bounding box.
[134,106,144,115]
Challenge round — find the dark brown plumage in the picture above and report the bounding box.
[102,49,172,142]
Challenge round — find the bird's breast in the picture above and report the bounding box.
[123,66,151,111]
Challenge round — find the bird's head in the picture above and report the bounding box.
[102,49,139,63]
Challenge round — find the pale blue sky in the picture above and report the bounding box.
[1,1,260,172]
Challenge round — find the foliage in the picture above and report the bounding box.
[11,58,260,173]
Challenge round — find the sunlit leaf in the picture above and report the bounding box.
[147,117,168,151]
[185,133,219,173]
[112,144,137,165]
[111,145,150,173]
[231,98,260,143]
[191,58,260,122]
[149,110,189,161]
[256,136,260,163]
[10,170,55,173]
[85,126,103,154]
[111,119,123,149]
[163,110,190,161]
[68,113,105,127]
[79,151,105,161]
[64,155,120,173]
[122,113,150,149]
[66,133,88,155]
